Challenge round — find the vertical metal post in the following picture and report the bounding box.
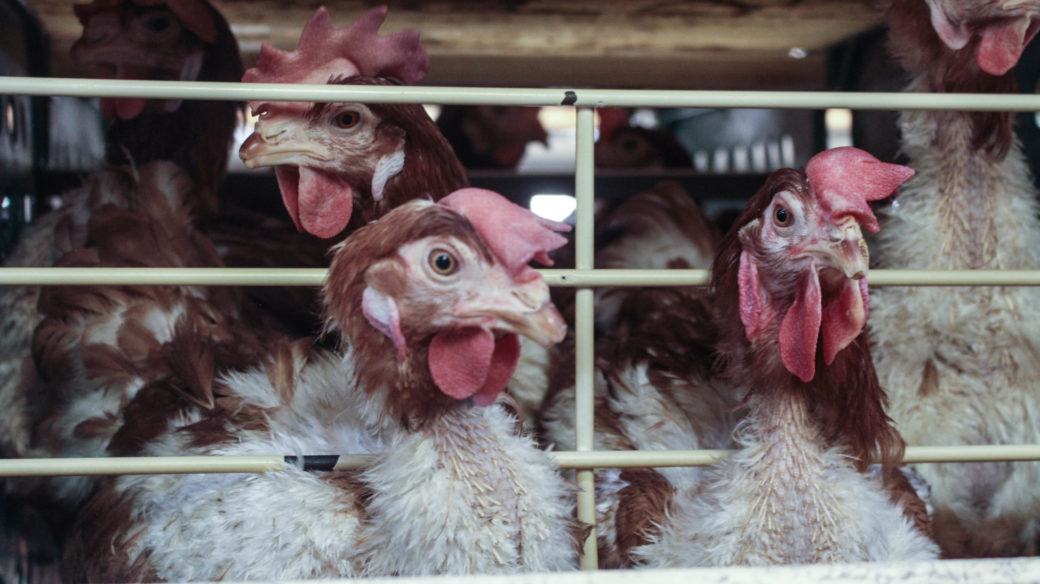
[573,105,598,570]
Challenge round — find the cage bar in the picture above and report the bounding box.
[4,77,1040,111]
[573,105,599,570]
[4,71,1040,578]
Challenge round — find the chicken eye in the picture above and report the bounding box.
[620,136,643,153]
[428,249,458,276]
[774,206,792,227]
[136,10,180,41]
[145,13,173,33]
[335,111,360,129]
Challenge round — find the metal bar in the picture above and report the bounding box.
[4,445,1040,477]
[4,77,1040,111]
[573,106,599,570]
[543,269,1040,287]
[0,267,327,286]
[0,455,286,476]
[553,444,1040,467]
[6,267,1040,287]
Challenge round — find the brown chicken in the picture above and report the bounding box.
[436,105,548,170]
[594,107,692,170]
[540,147,935,566]
[62,189,580,581]
[870,0,1040,558]
[0,0,242,461]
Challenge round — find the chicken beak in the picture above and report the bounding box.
[238,119,327,169]
[804,216,869,281]
[455,275,567,348]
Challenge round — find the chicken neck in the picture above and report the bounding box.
[731,388,844,563]
[104,98,240,216]
[879,1,1040,270]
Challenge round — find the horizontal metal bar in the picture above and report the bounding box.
[5,267,1040,287]
[4,77,1040,111]
[559,444,1040,468]
[544,269,1040,287]
[0,455,285,476]
[3,445,1040,477]
[0,267,327,286]
[121,559,1040,584]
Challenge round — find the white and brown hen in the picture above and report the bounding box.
[541,147,937,566]
[63,188,580,582]
[870,0,1040,557]
[0,0,242,462]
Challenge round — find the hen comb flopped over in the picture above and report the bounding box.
[923,0,1040,76]
[242,5,428,113]
[738,147,914,383]
[440,188,571,282]
[74,0,218,42]
[806,146,915,233]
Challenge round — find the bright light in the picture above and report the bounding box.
[539,106,577,132]
[824,108,854,149]
[529,194,576,222]
[788,47,808,59]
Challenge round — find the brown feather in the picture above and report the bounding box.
[264,338,298,404]
[115,317,163,366]
[880,465,934,539]
[62,480,157,583]
[161,326,217,411]
[107,381,193,456]
[72,414,119,441]
[613,468,675,567]
[80,343,138,392]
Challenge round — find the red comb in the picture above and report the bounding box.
[74,0,217,43]
[241,6,429,87]
[805,147,915,233]
[440,188,571,283]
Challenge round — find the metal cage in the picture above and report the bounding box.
[3,75,1040,580]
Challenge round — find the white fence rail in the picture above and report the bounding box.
[3,74,1040,573]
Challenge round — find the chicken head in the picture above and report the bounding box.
[923,0,1040,75]
[324,188,568,410]
[240,97,405,238]
[72,0,219,119]
[736,147,914,382]
[238,7,442,239]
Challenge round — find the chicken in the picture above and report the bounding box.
[236,7,554,426]
[530,182,718,438]
[594,107,692,170]
[540,147,936,566]
[869,0,1040,558]
[72,0,243,211]
[436,105,548,170]
[0,0,242,460]
[590,181,719,331]
[63,188,581,582]
[24,162,252,509]
[239,6,468,240]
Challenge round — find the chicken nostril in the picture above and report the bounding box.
[259,127,286,142]
[512,289,541,310]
